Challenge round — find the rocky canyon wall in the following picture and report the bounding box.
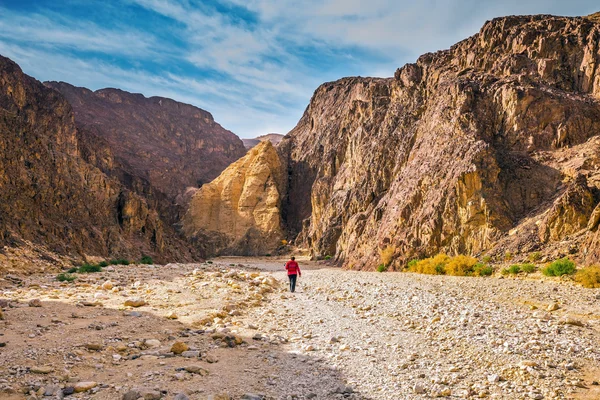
[0,56,200,269]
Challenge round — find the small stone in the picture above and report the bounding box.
[241,394,264,400]
[85,343,103,351]
[144,339,161,348]
[414,384,426,394]
[166,312,178,319]
[124,298,147,307]
[171,341,189,355]
[62,387,75,396]
[181,350,200,358]
[43,385,60,396]
[547,303,559,311]
[122,390,141,400]
[519,360,538,368]
[174,394,190,400]
[30,365,54,374]
[339,344,350,351]
[184,365,209,375]
[139,389,162,400]
[205,354,219,363]
[559,317,585,327]
[28,299,42,307]
[73,381,97,392]
[101,280,114,290]
[487,374,500,383]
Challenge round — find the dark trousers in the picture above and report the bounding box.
[288,274,297,292]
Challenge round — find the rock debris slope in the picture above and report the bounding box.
[184,141,285,255]
[0,56,198,270]
[274,13,600,268]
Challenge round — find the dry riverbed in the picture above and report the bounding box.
[0,257,599,399]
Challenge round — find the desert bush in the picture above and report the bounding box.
[528,252,542,262]
[507,264,521,274]
[67,267,78,273]
[207,260,213,264]
[445,255,478,276]
[377,264,388,272]
[139,255,153,264]
[473,263,493,276]
[379,246,395,269]
[542,258,576,277]
[482,255,492,263]
[574,265,600,288]
[78,263,102,273]
[521,263,536,273]
[324,255,332,260]
[56,273,76,282]
[97,261,109,268]
[409,254,450,275]
[504,251,514,261]
[110,259,130,265]
[406,259,419,270]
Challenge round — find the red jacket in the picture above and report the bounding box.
[285,260,301,276]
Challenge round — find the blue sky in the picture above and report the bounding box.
[0,0,598,138]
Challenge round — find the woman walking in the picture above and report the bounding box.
[284,256,301,293]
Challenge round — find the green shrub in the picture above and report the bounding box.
[139,256,153,264]
[377,264,388,272]
[207,260,213,264]
[78,263,102,273]
[542,258,576,277]
[406,259,419,270]
[501,268,510,276]
[482,255,492,263]
[508,264,521,274]
[109,259,130,265]
[521,263,536,273]
[528,252,542,262]
[324,255,332,260]
[56,273,76,282]
[265,253,271,257]
[473,263,493,276]
[574,265,600,288]
[67,267,78,273]
[97,261,109,268]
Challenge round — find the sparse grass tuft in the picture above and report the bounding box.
[56,273,76,282]
[528,252,542,262]
[139,255,153,264]
[504,251,514,261]
[574,265,600,288]
[542,258,576,277]
[324,255,332,260]
[521,263,536,274]
[78,263,102,273]
[377,264,388,272]
[482,255,492,263]
[379,246,395,269]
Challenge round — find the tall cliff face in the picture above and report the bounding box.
[44,82,247,215]
[184,141,285,255]
[0,56,199,269]
[277,13,600,269]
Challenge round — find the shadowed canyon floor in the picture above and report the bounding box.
[0,258,599,399]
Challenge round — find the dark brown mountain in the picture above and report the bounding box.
[0,55,199,270]
[44,82,247,208]
[186,12,600,268]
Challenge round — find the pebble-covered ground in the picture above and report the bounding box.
[0,257,599,399]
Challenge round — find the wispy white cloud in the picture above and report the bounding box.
[1,0,599,138]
